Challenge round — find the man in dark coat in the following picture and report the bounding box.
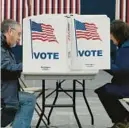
[1,19,36,128]
[95,20,129,128]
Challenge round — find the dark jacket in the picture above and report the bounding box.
[1,33,22,109]
[106,40,129,85]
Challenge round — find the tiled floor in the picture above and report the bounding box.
[31,95,112,127]
[24,71,113,128]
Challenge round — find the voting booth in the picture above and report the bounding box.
[23,14,110,73]
[22,14,110,128]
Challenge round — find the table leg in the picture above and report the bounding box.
[73,80,82,128]
[47,81,59,125]
[36,80,48,128]
[82,80,94,125]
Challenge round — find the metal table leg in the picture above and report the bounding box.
[36,80,48,128]
[47,81,59,125]
[82,80,94,125]
[73,80,82,128]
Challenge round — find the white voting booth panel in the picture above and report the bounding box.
[23,15,70,73]
[23,14,110,74]
[70,15,110,70]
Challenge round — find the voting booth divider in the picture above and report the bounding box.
[23,14,110,73]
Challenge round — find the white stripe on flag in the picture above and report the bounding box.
[2,0,4,21]
[49,0,52,14]
[73,0,76,14]
[115,0,120,19]
[31,0,34,16]
[26,0,29,17]
[8,0,11,19]
[36,0,39,15]
[67,0,70,14]
[43,0,46,14]
[14,0,16,21]
[77,0,81,14]
[20,0,23,24]
[123,0,126,22]
[61,0,64,14]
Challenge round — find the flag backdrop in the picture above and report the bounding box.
[1,0,81,24]
[1,0,128,45]
[1,0,80,44]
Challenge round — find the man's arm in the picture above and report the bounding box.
[1,48,22,80]
[1,48,22,71]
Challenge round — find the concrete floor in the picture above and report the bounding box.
[23,70,114,128]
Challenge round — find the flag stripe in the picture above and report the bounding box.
[70,0,73,13]
[34,0,38,15]
[52,0,55,14]
[2,0,81,22]
[120,0,124,20]
[126,0,129,23]
[116,0,129,23]
[28,0,32,16]
[5,0,8,19]
[64,0,68,13]
[10,0,14,20]
[58,0,61,13]
[76,0,80,14]
[46,0,50,14]
[40,0,43,14]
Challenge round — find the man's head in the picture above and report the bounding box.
[110,20,129,46]
[1,19,22,47]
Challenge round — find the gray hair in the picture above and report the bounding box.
[1,19,20,34]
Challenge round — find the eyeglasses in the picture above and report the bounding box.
[11,28,21,37]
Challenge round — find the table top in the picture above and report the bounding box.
[23,70,99,80]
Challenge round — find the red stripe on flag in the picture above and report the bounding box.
[34,0,38,15]
[5,0,9,19]
[64,0,68,13]
[127,0,129,23]
[23,0,26,18]
[28,0,32,16]
[70,0,74,13]
[52,0,55,14]
[120,0,124,20]
[40,0,43,14]
[46,0,50,14]
[58,0,62,13]
[11,0,15,20]
[76,0,80,14]
[17,0,20,22]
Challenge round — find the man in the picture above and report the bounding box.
[95,20,129,128]
[1,19,36,128]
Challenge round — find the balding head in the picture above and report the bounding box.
[1,19,22,47]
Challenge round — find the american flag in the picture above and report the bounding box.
[115,0,129,23]
[75,19,101,41]
[1,0,80,23]
[31,21,58,43]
